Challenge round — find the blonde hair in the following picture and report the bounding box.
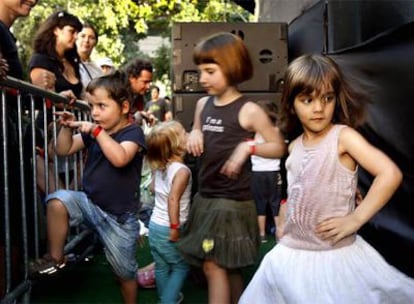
[145,120,186,170]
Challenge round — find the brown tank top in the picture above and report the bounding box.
[198,96,254,200]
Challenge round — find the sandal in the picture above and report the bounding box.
[29,255,66,278]
[137,268,156,288]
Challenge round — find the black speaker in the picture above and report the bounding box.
[288,0,414,57]
[173,92,282,132]
[172,22,288,93]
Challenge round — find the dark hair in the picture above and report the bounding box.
[151,85,160,93]
[33,11,82,71]
[82,22,99,42]
[86,71,129,107]
[121,58,153,112]
[193,32,253,86]
[279,54,368,138]
[123,58,153,78]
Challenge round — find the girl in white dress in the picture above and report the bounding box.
[239,54,414,304]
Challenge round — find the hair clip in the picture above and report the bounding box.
[58,12,64,18]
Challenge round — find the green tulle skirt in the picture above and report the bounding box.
[177,193,260,269]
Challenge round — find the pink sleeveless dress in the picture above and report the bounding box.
[240,125,414,304]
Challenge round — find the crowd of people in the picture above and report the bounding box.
[2,3,414,304]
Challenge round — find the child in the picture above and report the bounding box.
[240,54,414,303]
[146,120,192,304]
[30,71,146,304]
[250,100,283,243]
[177,32,286,304]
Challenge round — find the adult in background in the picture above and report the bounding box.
[28,10,80,186]
[0,0,39,297]
[97,57,116,75]
[76,22,103,88]
[29,10,81,125]
[0,0,38,79]
[29,10,82,97]
[122,58,153,116]
[144,85,172,122]
[0,57,8,79]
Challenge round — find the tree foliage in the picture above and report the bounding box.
[13,0,253,85]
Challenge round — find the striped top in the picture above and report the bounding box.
[281,124,358,250]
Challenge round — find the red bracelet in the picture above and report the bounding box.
[246,140,256,155]
[92,125,103,138]
[170,223,180,229]
[280,199,287,205]
[250,144,256,155]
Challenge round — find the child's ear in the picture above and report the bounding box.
[121,100,130,114]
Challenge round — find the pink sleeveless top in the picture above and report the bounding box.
[280,125,357,250]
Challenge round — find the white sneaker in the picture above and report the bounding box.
[176,292,184,304]
[138,220,149,236]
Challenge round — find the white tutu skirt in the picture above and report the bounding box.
[240,236,414,304]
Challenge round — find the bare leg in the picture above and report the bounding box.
[46,199,69,263]
[274,216,279,240]
[36,156,47,195]
[228,269,244,304]
[36,156,62,195]
[257,215,266,237]
[275,215,284,241]
[119,278,137,304]
[203,260,230,304]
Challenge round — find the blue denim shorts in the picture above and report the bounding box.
[46,190,140,280]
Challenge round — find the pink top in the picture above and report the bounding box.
[280,125,357,250]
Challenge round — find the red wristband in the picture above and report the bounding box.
[250,144,256,155]
[280,199,287,205]
[246,140,256,155]
[92,125,103,138]
[170,223,180,229]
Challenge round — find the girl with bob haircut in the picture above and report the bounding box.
[240,54,414,304]
[192,31,253,86]
[177,32,286,304]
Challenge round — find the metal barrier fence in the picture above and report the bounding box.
[0,76,96,303]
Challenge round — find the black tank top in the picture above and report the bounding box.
[198,96,254,200]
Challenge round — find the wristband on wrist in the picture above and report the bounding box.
[246,139,256,155]
[280,199,287,205]
[170,223,180,229]
[92,125,103,138]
